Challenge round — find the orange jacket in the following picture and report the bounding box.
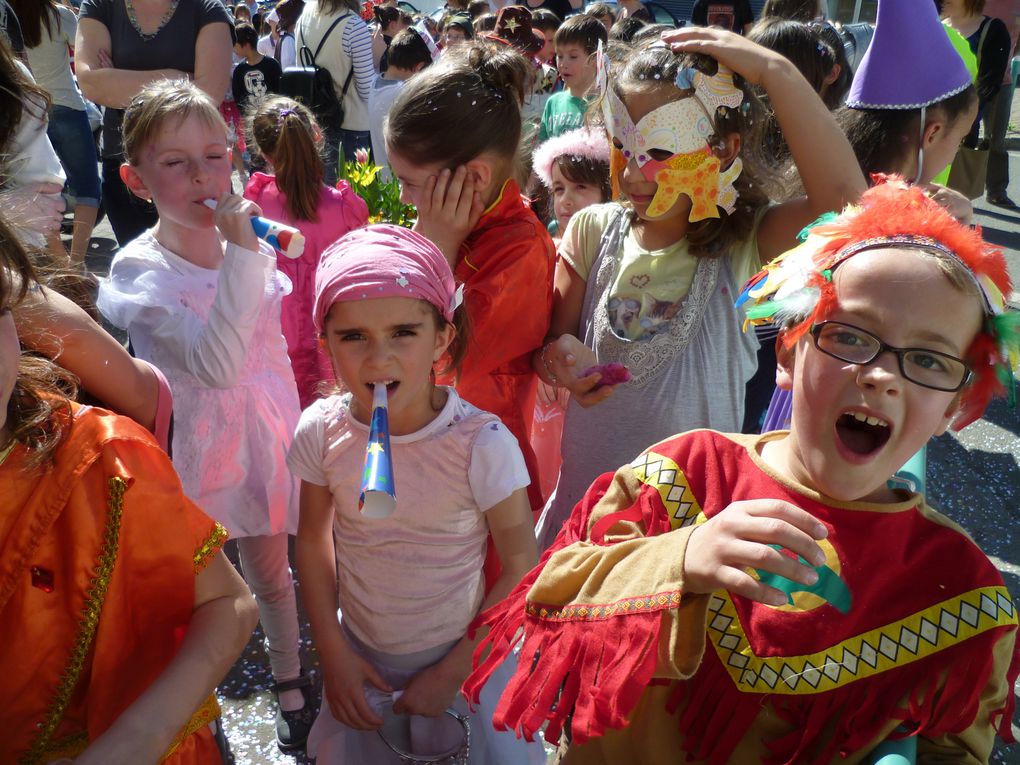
[439,179,555,512]
[0,404,227,765]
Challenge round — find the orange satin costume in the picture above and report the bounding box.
[438,179,556,514]
[0,403,229,765]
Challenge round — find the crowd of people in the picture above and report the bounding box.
[2,0,1020,763]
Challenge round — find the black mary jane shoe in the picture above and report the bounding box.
[274,672,316,752]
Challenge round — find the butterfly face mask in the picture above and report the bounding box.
[598,49,746,222]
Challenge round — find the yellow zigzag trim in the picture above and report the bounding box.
[630,451,704,529]
[707,586,1017,695]
[21,477,128,765]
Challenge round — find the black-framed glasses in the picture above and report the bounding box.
[810,321,972,392]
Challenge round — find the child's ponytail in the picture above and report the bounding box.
[248,97,324,222]
[386,40,530,168]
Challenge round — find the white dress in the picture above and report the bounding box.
[98,232,301,537]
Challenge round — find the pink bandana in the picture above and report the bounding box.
[313,224,459,333]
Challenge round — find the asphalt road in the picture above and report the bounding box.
[76,157,1020,764]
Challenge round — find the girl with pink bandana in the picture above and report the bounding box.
[288,224,545,764]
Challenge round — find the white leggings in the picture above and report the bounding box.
[236,533,302,683]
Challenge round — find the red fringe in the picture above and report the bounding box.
[666,623,1017,765]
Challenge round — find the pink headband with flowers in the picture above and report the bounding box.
[314,224,461,333]
[532,127,611,190]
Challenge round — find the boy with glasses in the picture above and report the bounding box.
[465,178,1020,764]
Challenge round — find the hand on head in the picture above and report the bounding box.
[660,26,781,87]
[411,166,485,266]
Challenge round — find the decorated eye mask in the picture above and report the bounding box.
[598,51,745,221]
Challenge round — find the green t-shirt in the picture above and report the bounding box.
[538,92,589,143]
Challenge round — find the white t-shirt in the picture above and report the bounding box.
[24,6,86,110]
[287,388,529,654]
[367,75,403,179]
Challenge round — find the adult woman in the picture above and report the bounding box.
[75,0,232,245]
[10,0,102,266]
[942,0,1013,205]
[296,0,374,184]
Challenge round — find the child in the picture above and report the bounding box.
[531,8,561,66]
[96,82,312,751]
[467,178,1020,764]
[533,126,612,237]
[386,41,556,517]
[0,213,259,764]
[233,21,283,116]
[244,96,369,408]
[368,24,436,177]
[538,14,607,142]
[533,28,867,551]
[442,11,474,49]
[530,126,611,502]
[289,225,545,764]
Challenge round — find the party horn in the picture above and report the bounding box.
[359,383,397,518]
[202,199,305,259]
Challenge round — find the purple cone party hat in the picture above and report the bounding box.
[847,0,971,109]
[359,383,397,519]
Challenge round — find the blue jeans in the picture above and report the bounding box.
[47,105,102,207]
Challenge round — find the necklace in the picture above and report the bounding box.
[124,0,181,42]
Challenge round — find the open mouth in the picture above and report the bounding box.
[366,380,399,395]
[835,411,891,457]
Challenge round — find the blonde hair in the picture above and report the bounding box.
[121,80,229,165]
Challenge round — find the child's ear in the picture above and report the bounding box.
[775,334,795,391]
[120,163,152,202]
[433,320,455,361]
[934,392,963,436]
[717,133,742,170]
[464,156,494,194]
[922,119,944,148]
[822,62,841,88]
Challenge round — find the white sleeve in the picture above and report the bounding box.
[287,401,330,486]
[8,63,65,188]
[98,241,276,389]
[281,34,296,69]
[468,420,530,512]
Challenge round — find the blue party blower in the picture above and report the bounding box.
[202,199,305,259]
[359,383,397,518]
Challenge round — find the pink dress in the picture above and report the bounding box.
[244,173,369,407]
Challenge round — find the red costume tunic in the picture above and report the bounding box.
[1,404,228,765]
[467,430,1020,764]
[439,178,555,514]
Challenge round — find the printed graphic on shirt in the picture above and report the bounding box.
[244,69,270,100]
[706,3,736,30]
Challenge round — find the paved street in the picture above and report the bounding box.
[77,154,1020,764]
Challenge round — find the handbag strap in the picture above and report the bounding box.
[299,14,355,97]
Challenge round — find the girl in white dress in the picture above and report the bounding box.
[288,224,545,764]
[97,81,312,750]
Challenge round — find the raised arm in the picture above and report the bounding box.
[74,18,188,108]
[663,27,867,262]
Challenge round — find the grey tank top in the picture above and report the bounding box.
[537,207,759,550]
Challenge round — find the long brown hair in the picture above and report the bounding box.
[248,97,325,222]
[1,215,78,469]
[0,36,51,164]
[7,0,60,49]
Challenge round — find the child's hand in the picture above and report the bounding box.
[393,661,463,718]
[543,334,616,408]
[661,27,781,87]
[412,166,485,266]
[684,499,828,606]
[212,192,261,253]
[321,639,393,730]
[922,183,973,225]
[0,182,65,238]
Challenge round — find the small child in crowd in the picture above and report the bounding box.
[244,96,369,408]
[233,21,283,116]
[538,14,607,142]
[97,82,312,751]
[289,225,545,764]
[468,178,1020,765]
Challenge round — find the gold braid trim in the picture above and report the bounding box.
[21,477,128,765]
[162,694,221,760]
[193,523,228,574]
